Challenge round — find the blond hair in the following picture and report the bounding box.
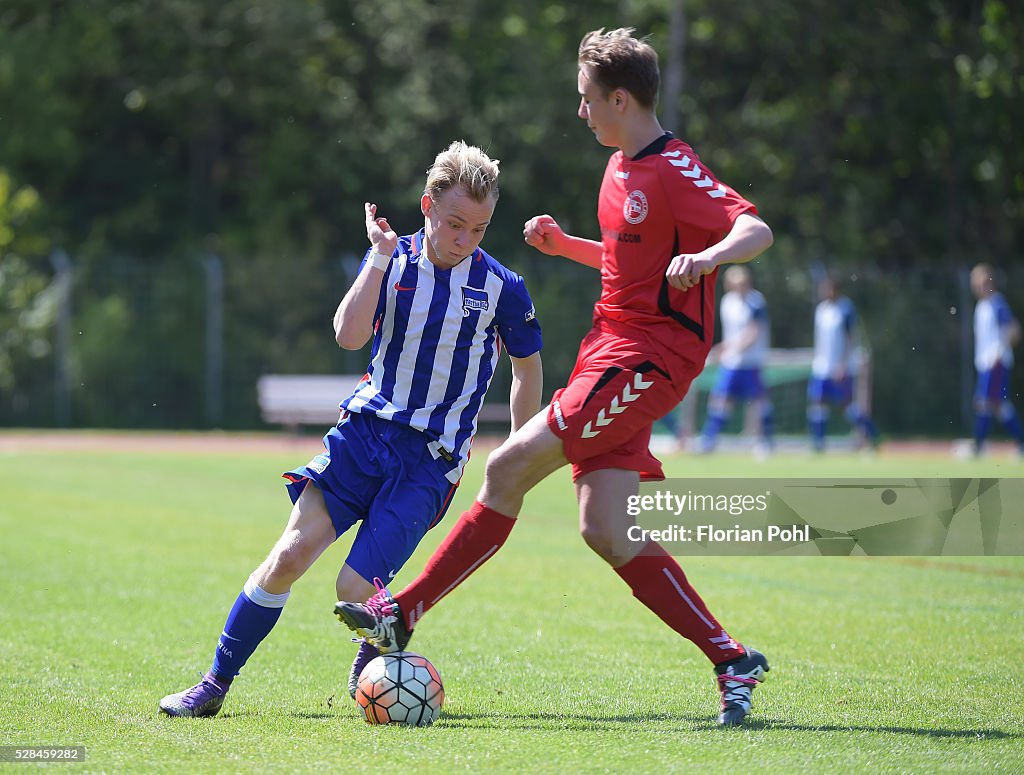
[425,141,500,203]
[578,27,660,109]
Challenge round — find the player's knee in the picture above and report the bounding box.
[579,518,633,565]
[579,519,615,559]
[336,575,374,602]
[997,401,1017,422]
[483,440,531,492]
[266,540,316,585]
[974,398,992,416]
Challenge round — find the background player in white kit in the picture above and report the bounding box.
[807,274,879,452]
[697,265,773,456]
[969,262,1023,457]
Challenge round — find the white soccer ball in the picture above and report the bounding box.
[354,651,445,727]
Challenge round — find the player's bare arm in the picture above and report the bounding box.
[523,214,603,268]
[734,320,764,355]
[334,202,399,350]
[719,320,761,362]
[833,331,853,380]
[508,352,544,433]
[1008,318,1022,348]
[666,213,773,291]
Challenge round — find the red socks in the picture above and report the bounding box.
[615,541,744,664]
[393,509,741,666]
[394,501,516,630]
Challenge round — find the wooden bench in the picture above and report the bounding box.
[257,374,363,430]
[257,374,511,431]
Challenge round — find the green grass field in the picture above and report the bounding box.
[1,433,1022,773]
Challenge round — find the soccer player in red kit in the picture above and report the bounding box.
[337,28,776,725]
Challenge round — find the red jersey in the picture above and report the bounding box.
[594,133,758,358]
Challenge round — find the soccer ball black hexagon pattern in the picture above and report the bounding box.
[354,651,445,727]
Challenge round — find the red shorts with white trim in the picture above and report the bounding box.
[547,321,705,482]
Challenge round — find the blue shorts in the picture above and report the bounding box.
[975,363,1010,405]
[283,411,458,584]
[807,376,853,405]
[711,367,766,401]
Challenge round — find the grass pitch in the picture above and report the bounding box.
[1,433,1021,773]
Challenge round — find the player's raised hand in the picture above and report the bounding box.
[666,252,717,291]
[365,202,398,257]
[523,214,565,256]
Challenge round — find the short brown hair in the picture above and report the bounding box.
[578,27,660,109]
[425,141,500,203]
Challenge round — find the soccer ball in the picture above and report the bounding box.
[354,651,445,727]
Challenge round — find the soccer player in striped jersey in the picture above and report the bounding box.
[806,274,879,452]
[336,28,774,726]
[159,141,544,718]
[969,263,1023,457]
[697,265,773,455]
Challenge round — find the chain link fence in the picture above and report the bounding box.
[3,249,1022,438]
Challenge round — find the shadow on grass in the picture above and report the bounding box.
[436,711,1020,739]
[739,719,1018,739]
[213,711,339,720]
[287,712,336,720]
[436,710,715,731]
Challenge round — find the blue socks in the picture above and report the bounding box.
[700,409,729,450]
[845,406,879,446]
[808,405,828,450]
[974,413,993,452]
[977,404,1024,452]
[210,577,289,684]
[700,402,773,452]
[1001,407,1024,446]
[810,404,878,450]
[760,404,775,444]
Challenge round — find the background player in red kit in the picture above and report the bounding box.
[337,27,776,726]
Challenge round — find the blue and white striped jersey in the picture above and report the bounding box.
[719,289,769,369]
[812,296,858,378]
[341,229,542,482]
[974,292,1015,371]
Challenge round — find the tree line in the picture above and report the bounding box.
[1,0,1021,433]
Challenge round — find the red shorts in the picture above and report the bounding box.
[547,321,704,482]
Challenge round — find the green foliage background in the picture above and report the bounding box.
[1,1,1021,432]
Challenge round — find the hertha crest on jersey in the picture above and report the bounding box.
[623,190,649,224]
[461,286,489,316]
[342,230,542,483]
